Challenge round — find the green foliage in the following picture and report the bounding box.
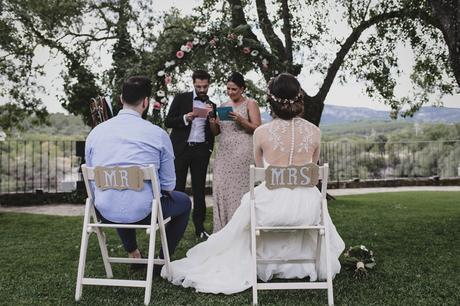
[0,103,48,133]
[1,0,458,129]
[321,121,460,180]
[4,113,89,139]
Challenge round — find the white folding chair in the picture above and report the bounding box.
[249,163,334,305]
[75,164,171,305]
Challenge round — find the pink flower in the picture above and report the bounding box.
[243,47,251,54]
[186,41,193,49]
[164,75,172,85]
[262,63,269,70]
[153,102,162,110]
[176,50,185,59]
[210,39,217,47]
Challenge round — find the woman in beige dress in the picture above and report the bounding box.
[209,72,261,232]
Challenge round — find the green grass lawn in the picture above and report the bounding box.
[1,192,459,305]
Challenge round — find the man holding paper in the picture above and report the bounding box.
[165,70,217,239]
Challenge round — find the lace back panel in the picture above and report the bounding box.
[254,117,321,167]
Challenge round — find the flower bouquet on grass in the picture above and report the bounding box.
[340,245,376,278]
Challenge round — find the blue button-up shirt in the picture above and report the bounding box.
[85,109,176,223]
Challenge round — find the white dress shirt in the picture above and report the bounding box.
[184,91,207,143]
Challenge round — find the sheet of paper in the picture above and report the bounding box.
[193,106,211,118]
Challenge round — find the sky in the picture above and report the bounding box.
[34,0,459,113]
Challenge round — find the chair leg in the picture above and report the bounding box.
[89,205,113,278]
[144,203,158,306]
[157,210,171,275]
[324,228,334,306]
[315,230,322,277]
[94,227,113,278]
[75,199,91,301]
[250,204,258,305]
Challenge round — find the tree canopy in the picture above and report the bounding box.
[0,0,458,131]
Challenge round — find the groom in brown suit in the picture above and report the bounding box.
[165,70,216,239]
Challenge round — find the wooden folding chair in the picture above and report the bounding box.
[75,164,171,305]
[249,163,334,305]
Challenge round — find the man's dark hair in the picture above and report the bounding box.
[122,76,152,105]
[192,70,211,82]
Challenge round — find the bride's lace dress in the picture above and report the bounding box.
[162,117,345,294]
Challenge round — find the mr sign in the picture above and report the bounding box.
[265,163,319,190]
[94,166,144,191]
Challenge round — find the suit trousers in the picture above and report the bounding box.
[174,142,211,235]
[96,191,191,256]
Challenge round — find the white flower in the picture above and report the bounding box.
[250,50,259,56]
[193,37,200,45]
[356,262,365,270]
[237,35,243,46]
[160,97,167,103]
[180,45,191,53]
[156,90,165,97]
[157,70,165,77]
[262,58,269,65]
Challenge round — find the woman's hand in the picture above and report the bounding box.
[229,111,244,125]
[209,115,221,136]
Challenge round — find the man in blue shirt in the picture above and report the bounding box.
[85,76,191,270]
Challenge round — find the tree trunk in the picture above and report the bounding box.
[303,95,324,127]
[429,0,460,87]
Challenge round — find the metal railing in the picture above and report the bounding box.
[320,140,460,182]
[0,140,79,194]
[1,140,459,194]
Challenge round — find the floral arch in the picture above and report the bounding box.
[148,30,280,127]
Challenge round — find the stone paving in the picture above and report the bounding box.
[1,186,459,217]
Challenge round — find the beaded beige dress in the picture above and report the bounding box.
[212,99,254,232]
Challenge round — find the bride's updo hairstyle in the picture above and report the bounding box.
[267,73,304,120]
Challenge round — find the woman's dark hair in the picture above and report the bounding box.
[267,73,304,120]
[122,76,152,105]
[227,72,245,88]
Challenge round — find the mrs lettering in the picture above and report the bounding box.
[265,164,319,190]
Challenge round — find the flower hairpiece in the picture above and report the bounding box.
[267,90,303,105]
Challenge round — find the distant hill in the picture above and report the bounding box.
[320,105,460,125]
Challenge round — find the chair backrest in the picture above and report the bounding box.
[81,164,161,203]
[250,163,329,201]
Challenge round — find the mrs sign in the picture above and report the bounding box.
[265,163,319,190]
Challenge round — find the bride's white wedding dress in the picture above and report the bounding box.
[162,117,345,294]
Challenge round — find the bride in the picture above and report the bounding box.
[162,73,345,294]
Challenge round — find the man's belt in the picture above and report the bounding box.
[187,142,206,147]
